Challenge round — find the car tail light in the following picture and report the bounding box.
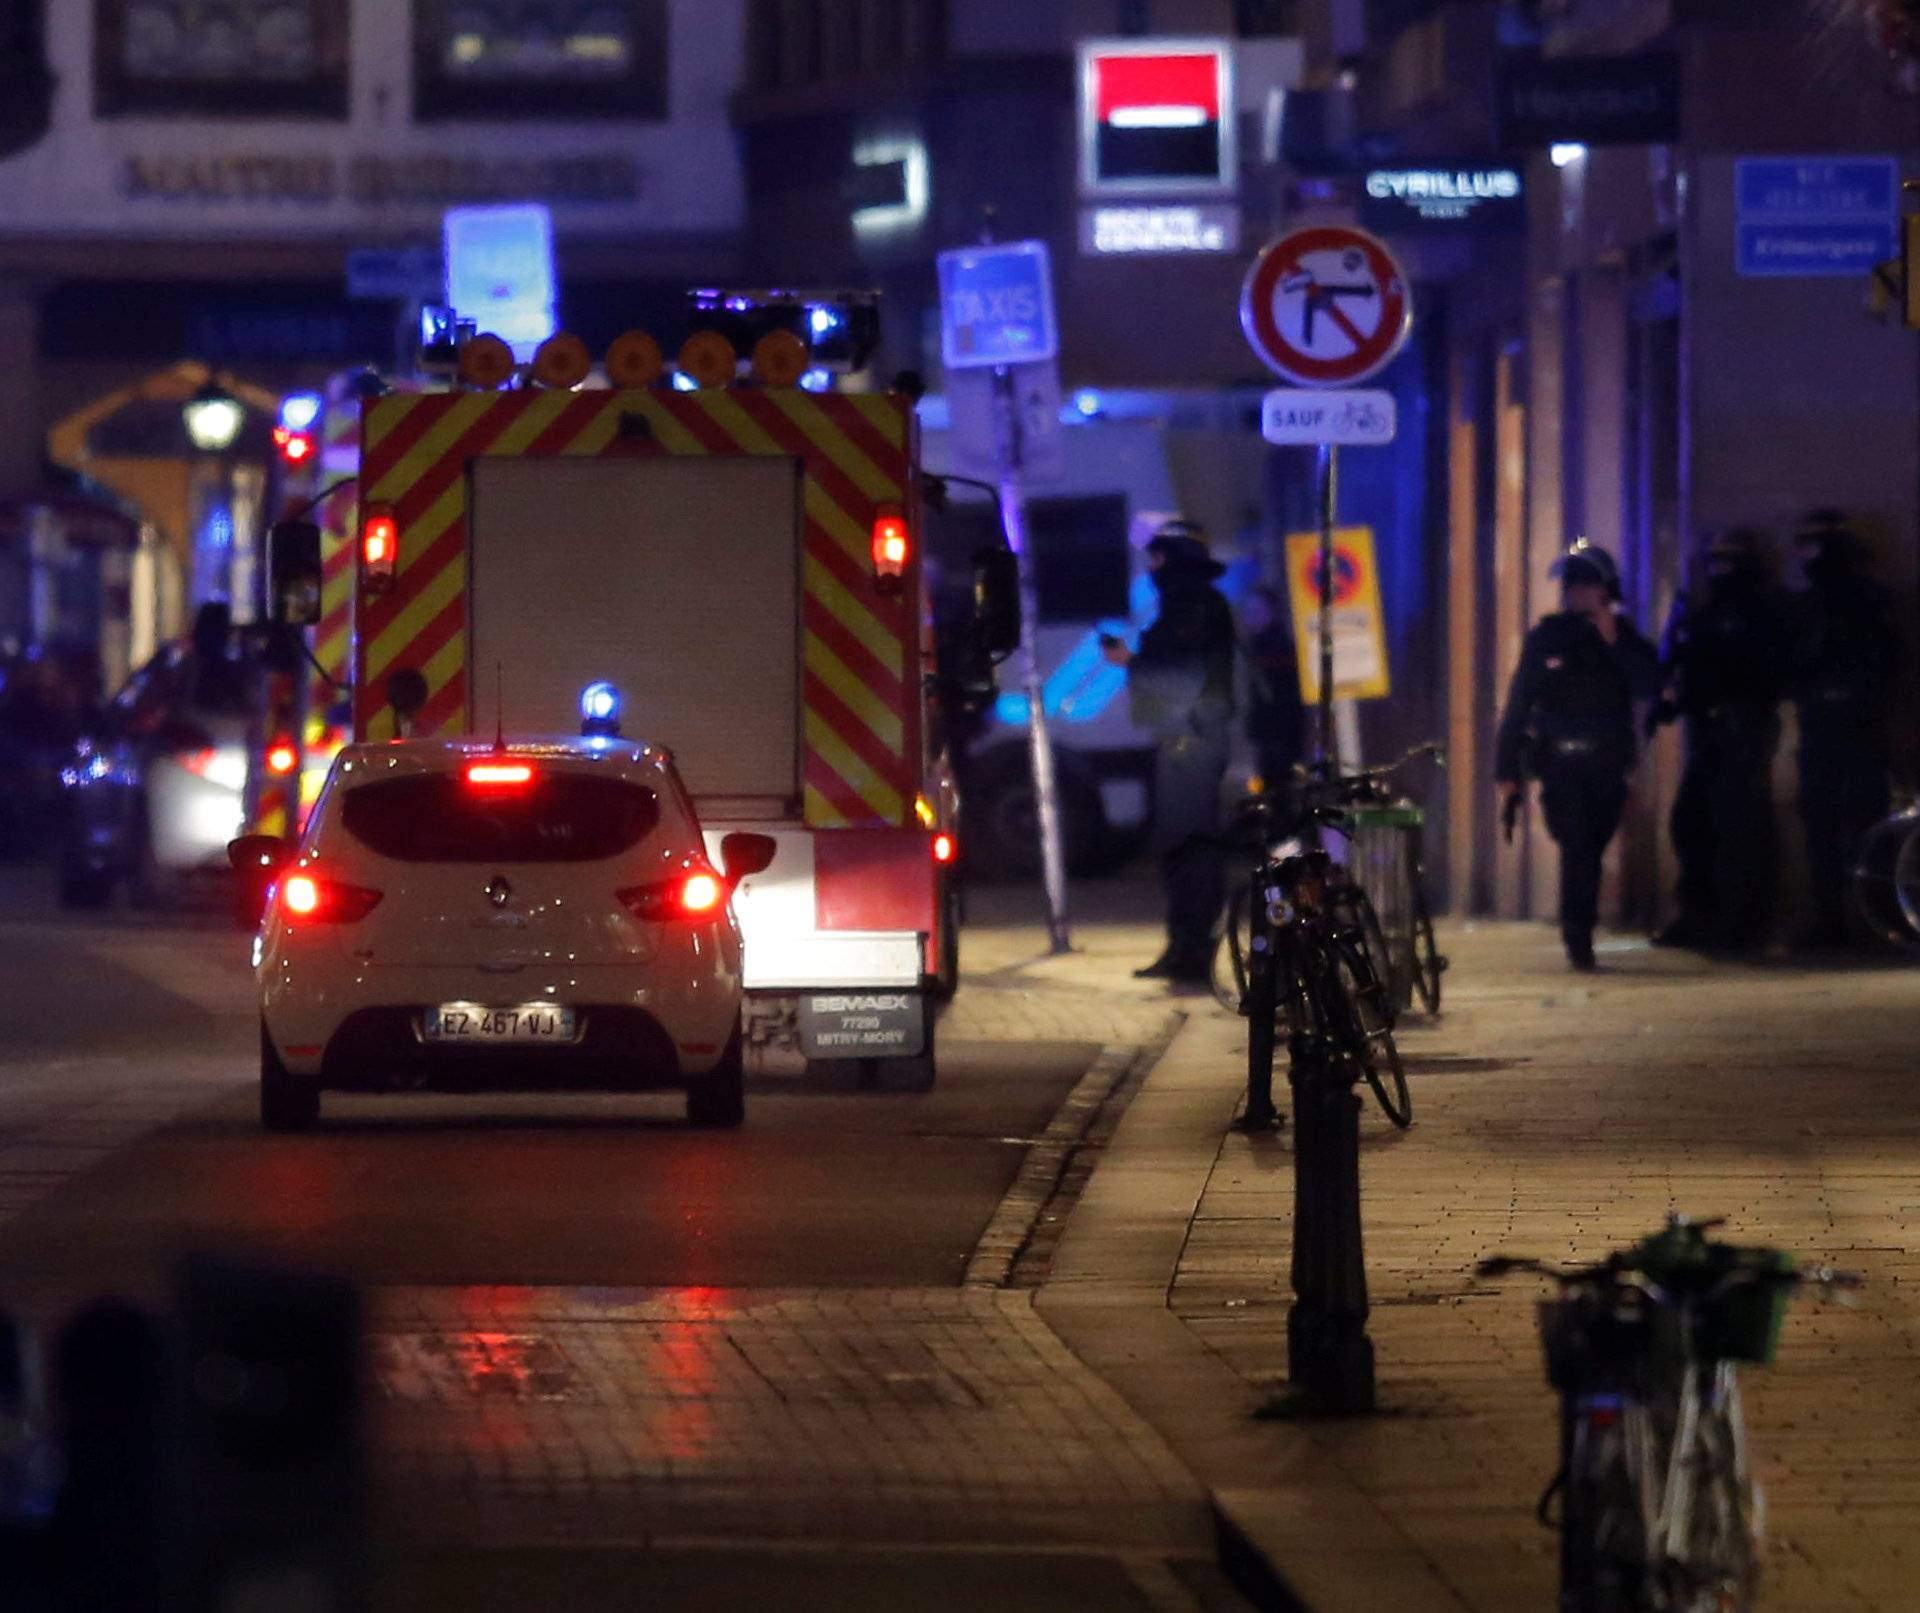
[465,760,534,787]
[279,872,382,924]
[362,503,399,590]
[265,739,299,776]
[933,832,956,865]
[871,505,909,593]
[618,865,726,922]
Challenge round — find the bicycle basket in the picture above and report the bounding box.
[1698,1252,1796,1365]
[1346,803,1425,832]
[1537,1294,1651,1394]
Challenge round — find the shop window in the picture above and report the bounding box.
[94,0,348,118]
[1233,0,1297,34]
[413,0,668,121]
[828,0,862,76]
[746,0,782,91]
[929,496,1130,625]
[780,0,823,85]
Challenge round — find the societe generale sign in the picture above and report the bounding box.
[1078,39,1235,196]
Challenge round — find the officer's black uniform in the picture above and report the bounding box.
[1127,532,1236,982]
[1495,556,1662,968]
[1653,538,1790,949]
[1789,521,1902,946]
[1242,594,1306,791]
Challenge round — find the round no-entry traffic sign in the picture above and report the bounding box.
[1240,226,1413,387]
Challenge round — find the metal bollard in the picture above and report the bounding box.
[1285,1021,1377,1414]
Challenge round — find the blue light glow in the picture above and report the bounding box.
[671,371,699,392]
[580,681,621,723]
[800,368,832,393]
[1073,389,1102,418]
[806,304,843,338]
[279,392,323,431]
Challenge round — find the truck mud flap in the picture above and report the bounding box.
[798,991,925,1059]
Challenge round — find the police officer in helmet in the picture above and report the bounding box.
[1649,527,1790,951]
[1788,510,1901,949]
[1102,519,1236,984]
[1495,541,1663,970]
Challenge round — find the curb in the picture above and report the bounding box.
[1033,1011,1470,1613]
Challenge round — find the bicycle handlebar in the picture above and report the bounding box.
[1475,1251,1864,1305]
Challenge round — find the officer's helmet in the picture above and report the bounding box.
[1145,519,1227,579]
[1549,538,1621,600]
[1704,527,1766,577]
[1793,508,1863,567]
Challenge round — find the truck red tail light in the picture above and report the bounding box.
[272,424,316,465]
[362,503,399,591]
[279,872,383,923]
[871,506,909,593]
[933,832,956,865]
[265,739,299,776]
[617,865,726,922]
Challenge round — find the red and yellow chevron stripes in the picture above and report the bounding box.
[352,388,920,828]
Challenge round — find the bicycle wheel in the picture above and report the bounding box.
[1333,883,1402,1021]
[1212,883,1250,1012]
[1327,934,1412,1129]
[1671,1368,1760,1613]
[1410,888,1445,1015]
[1561,1398,1656,1613]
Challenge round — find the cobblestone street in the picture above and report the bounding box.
[371,1285,1205,1554]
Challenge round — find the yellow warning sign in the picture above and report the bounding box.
[1284,525,1391,702]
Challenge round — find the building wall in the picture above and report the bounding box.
[0,1,746,252]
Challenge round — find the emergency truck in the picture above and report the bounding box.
[266,314,999,1090]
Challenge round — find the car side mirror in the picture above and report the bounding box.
[720,832,777,882]
[228,834,291,875]
[972,546,1021,660]
[268,520,323,627]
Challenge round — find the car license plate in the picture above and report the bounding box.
[798,992,923,1057]
[424,1004,577,1044]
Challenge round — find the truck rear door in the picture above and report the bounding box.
[465,455,803,810]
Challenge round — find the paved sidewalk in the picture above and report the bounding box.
[1017,891,1920,1612]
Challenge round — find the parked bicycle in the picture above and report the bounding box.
[1478,1216,1861,1613]
[1234,785,1413,1130]
[1214,744,1446,1019]
[1852,798,1920,952]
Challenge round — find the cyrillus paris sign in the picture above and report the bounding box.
[1360,167,1524,230]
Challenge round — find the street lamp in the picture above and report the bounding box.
[182,382,244,452]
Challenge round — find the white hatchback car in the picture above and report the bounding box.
[233,738,773,1132]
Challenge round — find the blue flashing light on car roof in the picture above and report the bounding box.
[671,370,700,392]
[800,367,832,393]
[806,304,843,338]
[279,392,323,432]
[580,680,622,737]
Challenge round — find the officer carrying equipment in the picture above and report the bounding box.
[1650,528,1790,951]
[1788,511,1903,949]
[1495,540,1662,970]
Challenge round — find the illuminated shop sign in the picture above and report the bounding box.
[118,153,639,206]
[1079,39,1235,195]
[1080,204,1240,255]
[1360,167,1525,230]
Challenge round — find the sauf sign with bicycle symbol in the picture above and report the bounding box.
[1242,224,1413,444]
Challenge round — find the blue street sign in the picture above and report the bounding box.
[937,240,1059,370]
[1735,157,1899,279]
[345,246,443,302]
